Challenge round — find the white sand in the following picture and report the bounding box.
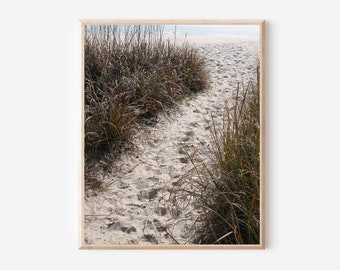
[83,39,260,245]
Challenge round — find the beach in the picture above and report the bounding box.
[83,38,260,245]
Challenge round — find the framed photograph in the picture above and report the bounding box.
[80,20,265,249]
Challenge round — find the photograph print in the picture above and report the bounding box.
[80,20,265,248]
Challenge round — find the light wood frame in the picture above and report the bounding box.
[79,19,265,250]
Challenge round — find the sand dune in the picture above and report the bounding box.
[84,39,260,245]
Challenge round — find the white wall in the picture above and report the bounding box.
[1,0,339,269]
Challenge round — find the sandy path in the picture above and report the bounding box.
[84,40,260,245]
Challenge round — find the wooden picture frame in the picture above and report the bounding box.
[80,20,265,249]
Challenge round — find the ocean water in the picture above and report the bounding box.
[163,25,260,39]
[85,24,260,40]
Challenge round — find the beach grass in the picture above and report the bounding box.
[170,68,260,244]
[84,25,210,188]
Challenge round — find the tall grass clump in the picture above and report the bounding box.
[170,68,260,244]
[84,25,209,161]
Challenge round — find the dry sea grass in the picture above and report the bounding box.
[84,25,210,188]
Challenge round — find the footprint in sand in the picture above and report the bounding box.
[138,188,159,200]
[153,218,166,231]
[181,136,190,142]
[179,157,189,164]
[155,207,167,216]
[121,226,137,234]
[143,234,158,244]
[184,131,195,137]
